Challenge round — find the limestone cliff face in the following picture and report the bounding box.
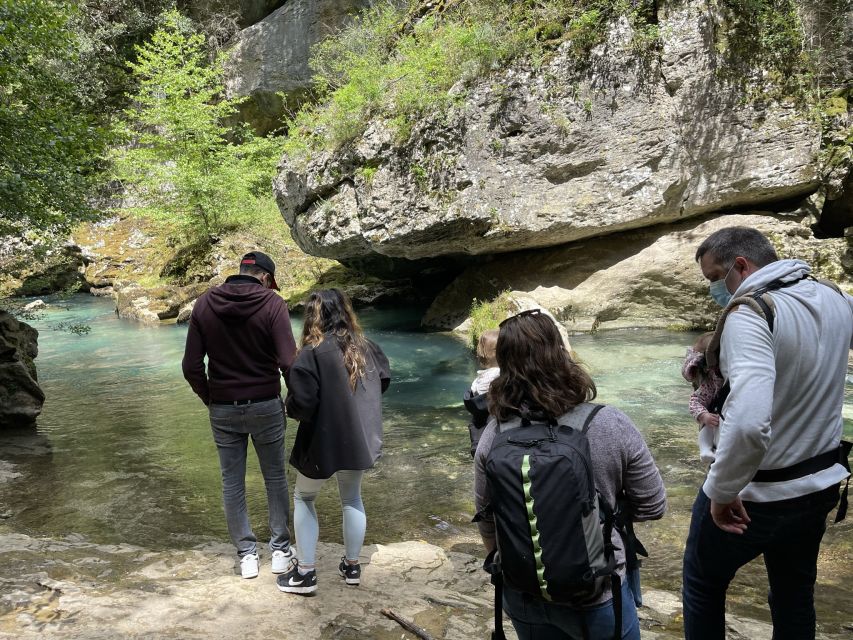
[0,312,44,428]
[273,1,830,266]
[183,1,286,28]
[224,0,373,134]
[422,213,853,332]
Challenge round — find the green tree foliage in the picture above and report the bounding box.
[715,0,852,103]
[0,0,108,234]
[112,10,278,238]
[73,0,176,112]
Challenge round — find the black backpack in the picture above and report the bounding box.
[477,403,624,640]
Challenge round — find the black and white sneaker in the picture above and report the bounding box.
[338,557,361,585]
[276,560,317,595]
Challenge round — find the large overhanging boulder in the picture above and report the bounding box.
[422,213,853,333]
[224,0,373,134]
[0,311,44,427]
[274,2,824,269]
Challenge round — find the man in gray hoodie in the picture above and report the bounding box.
[682,227,852,640]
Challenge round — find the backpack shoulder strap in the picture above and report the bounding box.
[708,274,823,368]
[559,402,604,435]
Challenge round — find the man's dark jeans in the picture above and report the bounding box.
[682,486,839,640]
[209,398,291,558]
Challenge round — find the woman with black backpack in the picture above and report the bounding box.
[473,309,666,639]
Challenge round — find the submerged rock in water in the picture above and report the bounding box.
[114,281,209,326]
[22,300,45,312]
[0,311,44,428]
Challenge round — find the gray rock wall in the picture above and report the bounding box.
[0,236,84,298]
[423,213,853,332]
[181,1,286,28]
[274,2,828,267]
[0,312,44,427]
[224,0,373,133]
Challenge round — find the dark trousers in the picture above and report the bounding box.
[209,398,291,557]
[682,486,839,640]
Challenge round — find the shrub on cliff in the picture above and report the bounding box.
[469,292,512,350]
[112,10,279,239]
[281,0,661,163]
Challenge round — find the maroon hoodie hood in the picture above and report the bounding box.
[181,275,297,404]
[206,275,274,323]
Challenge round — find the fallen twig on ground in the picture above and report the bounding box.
[380,608,435,640]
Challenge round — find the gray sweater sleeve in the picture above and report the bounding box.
[473,405,666,551]
[588,406,667,521]
[704,307,775,503]
[473,417,499,550]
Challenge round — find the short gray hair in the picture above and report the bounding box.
[695,226,778,267]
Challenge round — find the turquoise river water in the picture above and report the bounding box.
[1,294,851,632]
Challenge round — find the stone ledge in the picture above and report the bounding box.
[1,533,835,640]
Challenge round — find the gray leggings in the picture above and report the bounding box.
[293,470,366,566]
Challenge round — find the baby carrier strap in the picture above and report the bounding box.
[464,390,490,426]
[707,274,842,369]
[751,440,853,523]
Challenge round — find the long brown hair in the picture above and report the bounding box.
[301,288,367,391]
[489,311,596,421]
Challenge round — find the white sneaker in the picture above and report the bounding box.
[271,548,293,574]
[240,552,259,579]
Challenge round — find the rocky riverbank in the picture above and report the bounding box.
[0,312,43,428]
[0,531,813,640]
[1,213,422,329]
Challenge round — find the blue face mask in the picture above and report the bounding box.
[709,262,735,307]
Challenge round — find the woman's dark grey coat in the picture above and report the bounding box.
[285,337,390,479]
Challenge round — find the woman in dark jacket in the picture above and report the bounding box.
[277,289,390,596]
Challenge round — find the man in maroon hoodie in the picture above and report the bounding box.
[182,251,297,579]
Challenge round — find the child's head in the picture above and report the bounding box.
[476,329,499,368]
[693,331,715,353]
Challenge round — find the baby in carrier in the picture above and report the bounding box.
[682,332,724,465]
[463,329,499,458]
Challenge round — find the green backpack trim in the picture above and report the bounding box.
[521,454,551,601]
